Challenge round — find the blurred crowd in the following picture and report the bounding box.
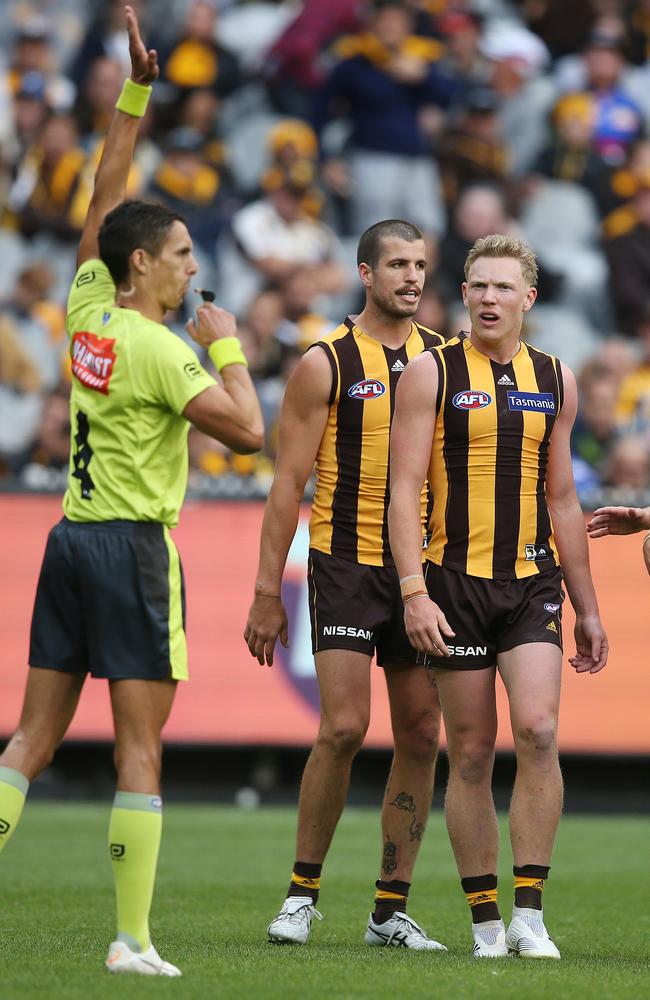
[1,0,650,500]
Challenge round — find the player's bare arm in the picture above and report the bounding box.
[244,347,331,666]
[388,352,454,657]
[183,303,264,454]
[546,364,608,674]
[77,6,158,266]
[587,505,650,577]
[586,505,650,537]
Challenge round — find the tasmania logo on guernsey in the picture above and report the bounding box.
[71,332,117,395]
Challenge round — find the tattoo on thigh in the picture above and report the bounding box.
[389,791,425,842]
[382,836,398,875]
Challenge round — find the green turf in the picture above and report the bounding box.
[0,804,648,999]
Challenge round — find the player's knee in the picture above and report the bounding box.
[113,740,162,784]
[4,728,56,780]
[450,738,495,784]
[513,716,558,756]
[394,708,440,762]
[318,718,368,759]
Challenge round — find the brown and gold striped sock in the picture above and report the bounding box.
[513,864,550,910]
[287,861,322,904]
[372,879,410,924]
[461,873,500,923]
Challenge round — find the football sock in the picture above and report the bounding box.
[513,864,549,910]
[372,878,410,924]
[288,861,322,904]
[109,791,163,952]
[0,767,29,853]
[462,873,500,923]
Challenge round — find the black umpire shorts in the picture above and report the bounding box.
[419,560,564,670]
[307,548,417,667]
[29,518,188,681]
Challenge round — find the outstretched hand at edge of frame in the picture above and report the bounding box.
[125,4,159,86]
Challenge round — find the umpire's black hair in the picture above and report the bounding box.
[356,219,424,268]
[98,200,185,286]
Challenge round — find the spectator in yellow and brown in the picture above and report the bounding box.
[1,263,67,390]
[5,18,75,113]
[5,72,51,170]
[605,171,650,333]
[616,307,650,432]
[602,139,650,238]
[71,58,159,214]
[0,313,44,474]
[176,88,226,174]
[311,0,457,238]
[6,112,87,243]
[159,0,242,105]
[439,85,509,207]
[267,119,318,173]
[0,262,68,471]
[265,118,348,226]
[531,92,614,215]
[147,126,236,251]
[187,425,275,484]
[20,384,72,474]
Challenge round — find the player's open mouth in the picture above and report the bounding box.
[397,289,419,302]
[479,311,499,324]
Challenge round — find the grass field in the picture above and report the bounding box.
[1,804,648,999]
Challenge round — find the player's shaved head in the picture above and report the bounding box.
[357,219,424,268]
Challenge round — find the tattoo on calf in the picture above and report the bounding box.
[408,818,424,842]
[389,791,425,842]
[382,836,398,875]
[390,792,416,814]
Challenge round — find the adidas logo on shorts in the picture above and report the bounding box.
[497,373,514,386]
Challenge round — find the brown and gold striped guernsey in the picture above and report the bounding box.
[310,318,444,566]
[425,334,564,580]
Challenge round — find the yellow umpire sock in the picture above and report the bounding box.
[109,791,163,952]
[0,767,29,852]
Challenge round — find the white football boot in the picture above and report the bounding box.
[267,896,323,944]
[506,907,561,959]
[472,919,509,957]
[105,940,182,976]
[365,911,447,951]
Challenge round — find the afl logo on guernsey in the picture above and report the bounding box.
[348,378,386,399]
[452,390,492,410]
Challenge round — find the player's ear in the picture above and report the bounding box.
[358,262,372,289]
[523,286,537,312]
[130,248,148,276]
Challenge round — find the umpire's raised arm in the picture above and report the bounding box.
[77,5,158,266]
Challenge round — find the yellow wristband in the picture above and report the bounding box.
[208,337,248,372]
[115,78,152,118]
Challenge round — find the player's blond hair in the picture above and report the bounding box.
[464,234,538,288]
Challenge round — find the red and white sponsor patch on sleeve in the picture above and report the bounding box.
[71,331,117,395]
